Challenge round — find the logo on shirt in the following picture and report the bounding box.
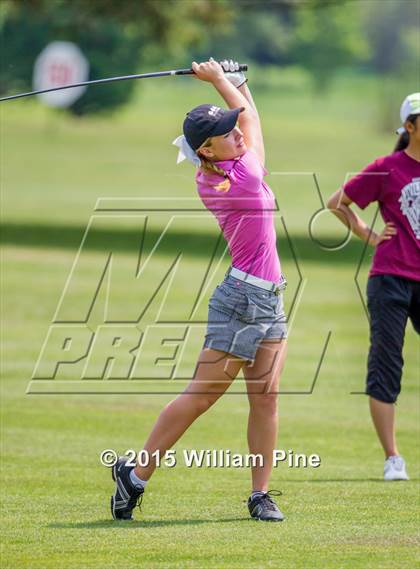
[399,178,420,239]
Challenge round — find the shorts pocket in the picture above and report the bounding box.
[272,294,285,317]
[241,294,274,324]
[210,284,249,319]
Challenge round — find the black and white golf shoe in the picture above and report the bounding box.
[247,490,285,522]
[111,456,144,520]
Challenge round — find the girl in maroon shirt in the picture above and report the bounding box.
[327,93,420,481]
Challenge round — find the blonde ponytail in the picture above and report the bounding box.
[198,139,231,193]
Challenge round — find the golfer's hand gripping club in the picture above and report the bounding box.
[178,61,248,76]
[220,59,247,88]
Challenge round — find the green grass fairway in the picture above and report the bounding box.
[2,77,419,568]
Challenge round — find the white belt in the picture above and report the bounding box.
[228,267,286,295]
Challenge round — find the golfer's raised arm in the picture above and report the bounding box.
[237,81,265,162]
[192,60,265,165]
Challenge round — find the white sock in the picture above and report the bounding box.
[251,490,265,500]
[129,469,148,489]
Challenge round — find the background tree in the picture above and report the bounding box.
[0,0,232,114]
[292,1,368,92]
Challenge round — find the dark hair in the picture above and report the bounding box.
[394,114,418,151]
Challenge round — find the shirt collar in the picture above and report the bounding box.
[213,155,241,172]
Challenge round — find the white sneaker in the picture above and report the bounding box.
[384,455,409,481]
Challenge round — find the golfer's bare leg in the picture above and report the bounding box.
[369,397,399,457]
[243,339,287,492]
[134,348,245,480]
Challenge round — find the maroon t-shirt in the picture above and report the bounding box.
[343,150,420,282]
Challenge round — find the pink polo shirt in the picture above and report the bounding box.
[196,149,282,283]
[343,150,420,281]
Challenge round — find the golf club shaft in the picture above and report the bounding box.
[0,64,248,102]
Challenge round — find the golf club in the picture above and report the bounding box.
[0,63,248,102]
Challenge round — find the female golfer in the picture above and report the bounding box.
[327,93,420,481]
[110,59,288,521]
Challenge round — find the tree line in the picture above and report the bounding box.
[1,0,416,114]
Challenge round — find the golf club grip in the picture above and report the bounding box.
[176,64,248,76]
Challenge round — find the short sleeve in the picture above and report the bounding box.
[227,150,266,193]
[343,159,388,209]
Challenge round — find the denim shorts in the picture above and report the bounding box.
[203,274,288,362]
